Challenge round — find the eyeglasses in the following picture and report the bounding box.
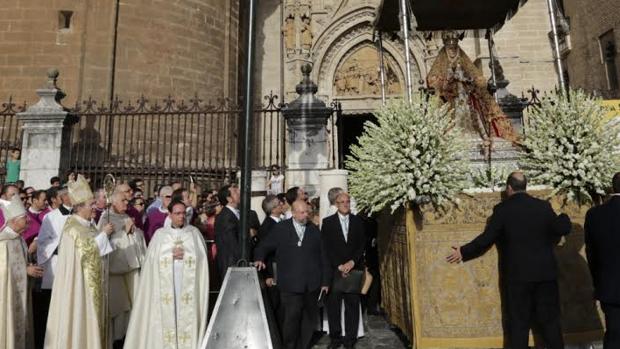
[164,195,172,199]
[134,202,145,206]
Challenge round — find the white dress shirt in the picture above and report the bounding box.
[337,212,349,243]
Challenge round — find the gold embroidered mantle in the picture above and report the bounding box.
[43,215,107,349]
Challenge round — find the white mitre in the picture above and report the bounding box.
[68,174,94,206]
[1,195,27,222]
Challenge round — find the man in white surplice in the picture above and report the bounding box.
[97,190,146,346]
[124,199,209,349]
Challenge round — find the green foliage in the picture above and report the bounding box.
[469,166,512,189]
[520,89,620,203]
[346,96,468,213]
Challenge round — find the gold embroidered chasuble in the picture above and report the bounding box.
[0,226,33,349]
[123,224,209,349]
[44,215,110,349]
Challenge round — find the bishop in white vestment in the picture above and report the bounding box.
[97,191,147,344]
[44,175,114,349]
[0,195,43,349]
[124,200,209,349]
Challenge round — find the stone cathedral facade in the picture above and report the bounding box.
[255,0,560,113]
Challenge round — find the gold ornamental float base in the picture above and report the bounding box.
[377,191,604,348]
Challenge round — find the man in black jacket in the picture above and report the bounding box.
[585,172,620,349]
[214,184,241,279]
[321,192,366,349]
[255,200,330,349]
[259,195,285,332]
[447,172,571,349]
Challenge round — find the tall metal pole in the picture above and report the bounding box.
[239,0,257,264]
[546,0,567,91]
[375,31,387,105]
[398,0,413,103]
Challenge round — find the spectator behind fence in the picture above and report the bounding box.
[5,147,21,183]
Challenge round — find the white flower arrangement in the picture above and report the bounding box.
[520,89,620,203]
[346,96,469,213]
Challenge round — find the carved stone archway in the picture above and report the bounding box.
[312,8,425,114]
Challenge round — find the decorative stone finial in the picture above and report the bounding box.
[46,68,60,89]
[301,63,312,77]
[282,63,331,132]
[295,63,318,96]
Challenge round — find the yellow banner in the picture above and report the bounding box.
[601,99,620,122]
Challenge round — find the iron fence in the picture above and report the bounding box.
[0,97,26,183]
[66,93,286,195]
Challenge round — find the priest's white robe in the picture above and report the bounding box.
[97,210,147,342]
[0,226,33,349]
[123,224,209,349]
[44,215,114,349]
[37,209,69,290]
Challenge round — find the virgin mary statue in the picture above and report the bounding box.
[427,31,519,146]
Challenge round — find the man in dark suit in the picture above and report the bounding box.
[585,172,620,349]
[321,192,366,349]
[447,172,571,349]
[255,200,330,349]
[215,184,241,279]
[258,195,285,347]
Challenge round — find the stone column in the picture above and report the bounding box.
[281,64,332,197]
[17,69,76,189]
[251,170,268,223]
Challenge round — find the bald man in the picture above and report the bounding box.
[447,172,571,349]
[255,200,330,349]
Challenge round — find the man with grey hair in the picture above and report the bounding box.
[325,187,344,219]
[93,188,107,224]
[98,189,147,346]
[144,185,173,244]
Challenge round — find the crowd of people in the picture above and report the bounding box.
[2,167,619,349]
[0,166,381,349]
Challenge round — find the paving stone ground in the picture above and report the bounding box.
[311,314,409,349]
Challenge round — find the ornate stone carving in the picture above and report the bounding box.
[300,15,313,51]
[333,45,402,96]
[283,13,296,51]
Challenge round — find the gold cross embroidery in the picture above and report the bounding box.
[182,293,192,305]
[186,256,195,269]
[160,257,171,269]
[164,330,175,344]
[179,332,190,344]
[174,239,184,247]
[162,293,173,305]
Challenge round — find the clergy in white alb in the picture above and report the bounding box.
[124,200,209,349]
[44,175,114,349]
[97,190,147,343]
[0,195,44,349]
[37,187,72,291]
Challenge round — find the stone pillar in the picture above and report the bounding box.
[17,69,76,189]
[251,170,268,223]
[281,64,332,197]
